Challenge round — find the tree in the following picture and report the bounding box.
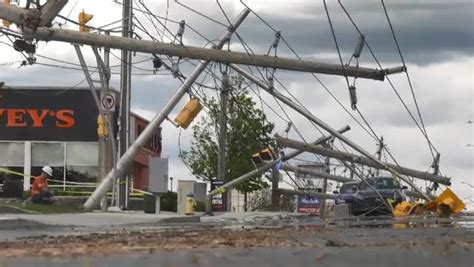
[182,75,274,209]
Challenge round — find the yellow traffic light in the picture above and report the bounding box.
[174,98,203,129]
[78,9,93,32]
[97,114,108,138]
[2,0,12,29]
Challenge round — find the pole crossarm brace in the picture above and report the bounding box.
[275,136,451,186]
[39,0,68,27]
[206,126,350,200]
[281,164,352,183]
[82,8,251,211]
[0,3,404,80]
[277,188,336,200]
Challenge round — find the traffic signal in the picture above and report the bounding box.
[97,114,108,138]
[251,148,277,167]
[2,0,12,29]
[78,9,93,32]
[174,98,203,129]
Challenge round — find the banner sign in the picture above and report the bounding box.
[210,181,225,212]
[297,195,320,214]
[0,88,101,141]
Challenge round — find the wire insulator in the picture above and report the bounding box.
[284,122,292,135]
[272,31,281,49]
[349,85,357,110]
[152,57,162,74]
[171,62,179,78]
[177,20,185,37]
[352,34,365,59]
[267,77,274,91]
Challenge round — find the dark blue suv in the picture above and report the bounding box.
[334,181,359,205]
[351,177,406,215]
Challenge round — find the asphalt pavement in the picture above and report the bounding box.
[0,212,473,267]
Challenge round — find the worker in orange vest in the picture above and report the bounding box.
[31,166,55,204]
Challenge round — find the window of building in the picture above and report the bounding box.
[31,142,64,167]
[66,143,98,183]
[0,142,24,182]
[0,142,24,167]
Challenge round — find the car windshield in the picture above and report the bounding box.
[359,178,400,190]
[340,182,358,193]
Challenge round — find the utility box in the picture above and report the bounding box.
[148,158,168,194]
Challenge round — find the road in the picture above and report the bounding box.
[0,212,473,267]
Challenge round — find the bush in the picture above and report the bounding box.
[160,191,177,212]
[195,201,206,212]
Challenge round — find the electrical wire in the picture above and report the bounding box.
[337,0,439,160]
[380,0,435,159]
[174,0,228,27]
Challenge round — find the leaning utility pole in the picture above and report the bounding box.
[206,126,351,212]
[218,72,229,211]
[230,65,436,200]
[83,8,252,210]
[0,2,406,209]
[275,136,451,186]
[117,0,133,210]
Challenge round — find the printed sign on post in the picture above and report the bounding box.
[101,93,115,111]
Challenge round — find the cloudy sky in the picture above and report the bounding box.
[1,0,473,207]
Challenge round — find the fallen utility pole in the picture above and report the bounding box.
[275,136,451,186]
[281,164,352,183]
[0,3,404,80]
[206,126,350,212]
[83,8,251,210]
[230,64,435,201]
[277,188,335,200]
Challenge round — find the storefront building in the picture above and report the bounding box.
[0,86,161,194]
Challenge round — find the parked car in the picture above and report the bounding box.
[350,176,407,216]
[334,181,359,205]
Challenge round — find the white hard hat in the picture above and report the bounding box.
[42,166,53,176]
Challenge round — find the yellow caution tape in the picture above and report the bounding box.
[0,167,33,178]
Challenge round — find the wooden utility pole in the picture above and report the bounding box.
[84,8,252,211]
[218,72,229,211]
[280,164,351,183]
[117,0,133,210]
[231,65,437,201]
[0,3,404,80]
[0,2,407,209]
[271,165,280,212]
[207,127,350,208]
[274,136,451,186]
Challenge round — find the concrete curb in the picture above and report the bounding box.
[0,218,52,230]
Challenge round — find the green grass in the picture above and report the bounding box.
[0,202,83,214]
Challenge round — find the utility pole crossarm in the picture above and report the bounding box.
[0,3,404,80]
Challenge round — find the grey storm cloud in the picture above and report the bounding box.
[168,0,474,65]
[232,1,474,65]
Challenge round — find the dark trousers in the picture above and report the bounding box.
[31,191,54,204]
